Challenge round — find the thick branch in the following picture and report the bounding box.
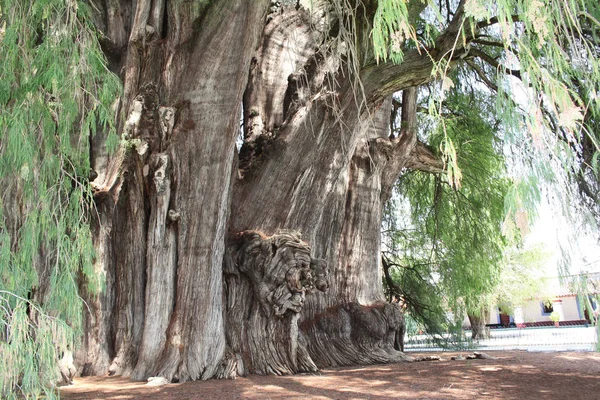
[382,255,402,301]
[362,0,469,102]
[400,87,417,135]
[476,15,521,30]
[466,59,499,92]
[379,88,444,200]
[471,38,505,48]
[406,141,446,174]
[469,48,522,79]
[391,97,428,117]
[378,89,419,199]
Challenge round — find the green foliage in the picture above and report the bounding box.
[372,0,414,63]
[384,81,557,339]
[377,0,600,343]
[0,0,120,397]
[374,0,600,206]
[494,244,551,313]
[384,80,510,332]
[383,254,450,335]
[492,0,600,237]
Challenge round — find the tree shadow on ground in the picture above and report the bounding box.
[60,351,600,400]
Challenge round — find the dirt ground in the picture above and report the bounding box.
[60,351,600,399]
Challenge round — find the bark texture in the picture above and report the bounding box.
[229,5,431,370]
[469,309,491,340]
[80,0,474,382]
[81,0,271,382]
[221,231,328,377]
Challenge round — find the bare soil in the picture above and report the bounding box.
[60,351,600,399]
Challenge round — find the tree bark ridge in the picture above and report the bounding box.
[223,231,328,376]
[81,0,271,383]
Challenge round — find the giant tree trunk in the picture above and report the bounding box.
[81,0,467,382]
[80,0,270,382]
[226,7,440,373]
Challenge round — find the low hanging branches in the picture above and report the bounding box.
[0,1,120,398]
[372,0,600,197]
[383,79,510,334]
[375,0,600,338]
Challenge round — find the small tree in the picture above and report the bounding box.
[494,245,552,314]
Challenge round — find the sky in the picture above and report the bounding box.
[526,197,600,277]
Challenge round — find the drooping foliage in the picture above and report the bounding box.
[380,0,600,338]
[383,75,510,334]
[474,0,600,228]
[0,1,120,397]
[373,0,600,197]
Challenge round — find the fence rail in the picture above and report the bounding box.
[404,325,598,352]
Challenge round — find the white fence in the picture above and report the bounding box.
[405,326,599,352]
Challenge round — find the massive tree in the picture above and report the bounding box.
[1,0,599,397]
[82,0,433,381]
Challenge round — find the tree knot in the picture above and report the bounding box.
[226,230,329,317]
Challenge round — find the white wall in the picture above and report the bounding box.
[561,297,581,321]
[522,300,547,322]
[521,296,581,322]
[461,296,583,328]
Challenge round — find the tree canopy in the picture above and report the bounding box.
[379,0,600,338]
[382,74,510,335]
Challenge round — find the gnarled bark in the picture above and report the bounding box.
[229,5,423,371]
[80,0,271,382]
[79,0,466,382]
[222,231,328,376]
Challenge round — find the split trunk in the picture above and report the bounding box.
[80,1,455,381]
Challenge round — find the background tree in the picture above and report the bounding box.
[494,244,551,313]
[380,75,553,343]
[1,0,600,398]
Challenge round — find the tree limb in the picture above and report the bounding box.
[387,90,447,176]
[400,86,418,136]
[382,255,403,302]
[405,141,446,175]
[471,38,505,48]
[362,0,470,102]
[476,15,521,30]
[465,59,499,92]
[469,48,522,79]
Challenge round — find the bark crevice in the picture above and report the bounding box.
[80,0,272,383]
[79,0,443,383]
